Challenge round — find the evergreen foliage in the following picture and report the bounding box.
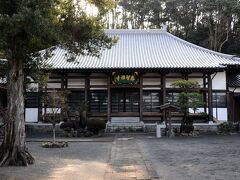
[0,0,115,166]
[171,80,204,129]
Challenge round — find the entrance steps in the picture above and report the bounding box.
[106,117,145,133]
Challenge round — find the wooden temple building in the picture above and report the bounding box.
[23,29,240,125]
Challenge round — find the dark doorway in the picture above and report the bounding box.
[229,93,240,123]
[111,89,139,113]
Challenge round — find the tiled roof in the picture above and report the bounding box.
[46,29,240,69]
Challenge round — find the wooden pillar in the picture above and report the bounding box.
[61,73,65,90]
[107,74,111,122]
[85,74,90,113]
[139,73,143,122]
[226,91,231,122]
[203,73,207,113]
[64,73,68,89]
[161,74,166,123]
[38,86,43,122]
[161,74,166,104]
[183,73,188,80]
[208,74,213,118]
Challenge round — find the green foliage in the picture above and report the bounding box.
[87,119,106,134]
[217,122,238,133]
[42,90,69,124]
[88,0,116,15]
[171,80,204,115]
[0,0,116,70]
[171,80,200,89]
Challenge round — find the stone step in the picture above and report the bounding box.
[107,123,144,127]
[106,120,145,133]
[111,117,140,124]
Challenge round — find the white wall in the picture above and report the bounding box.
[47,83,61,89]
[143,78,160,86]
[68,79,85,88]
[25,108,38,123]
[90,78,107,86]
[189,108,227,121]
[213,108,227,121]
[212,72,226,90]
[188,78,203,87]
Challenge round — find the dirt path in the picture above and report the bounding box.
[104,135,159,180]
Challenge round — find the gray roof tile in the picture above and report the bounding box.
[46,29,240,69]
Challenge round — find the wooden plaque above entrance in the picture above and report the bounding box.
[112,72,139,85]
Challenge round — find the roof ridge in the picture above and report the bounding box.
[105,29,167,34]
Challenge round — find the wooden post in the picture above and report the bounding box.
[107,74,111,122]
[168,110,173,138]
[161,74,166,123]
[226,92,231,122]
[38,86,43,122]
[161,74,166,104]
[139,73,143,122]
[61,73,65,90]
[85,74,90,113]
[203,73,207,113]
[208,74,213,118]
[64,73,68,89]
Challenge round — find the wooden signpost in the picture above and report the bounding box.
[160,103,180,138]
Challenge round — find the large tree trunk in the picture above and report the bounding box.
[0,59,34,166]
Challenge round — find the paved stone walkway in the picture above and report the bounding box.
[104,136,159,180]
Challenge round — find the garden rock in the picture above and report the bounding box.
[42,141,68,148]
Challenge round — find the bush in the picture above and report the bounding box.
[87,119,106,134]
[191,113,210,123]
[42,141,68,148]
[217,122,238,133]
[180,124,194,133]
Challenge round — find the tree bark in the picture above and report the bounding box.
[0,59,34,166]
[53,124,56,144]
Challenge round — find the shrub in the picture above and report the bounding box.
[217,122,237,133]
[87,119,106,134]
[191,113,210,123]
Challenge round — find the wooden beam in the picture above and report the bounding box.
[89,85,108,88]
[143,85,163,88]
[110,84,140,88]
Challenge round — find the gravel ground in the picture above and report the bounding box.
[0,142,112,180]
[0,134,240,180]
[138,134,240,180]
